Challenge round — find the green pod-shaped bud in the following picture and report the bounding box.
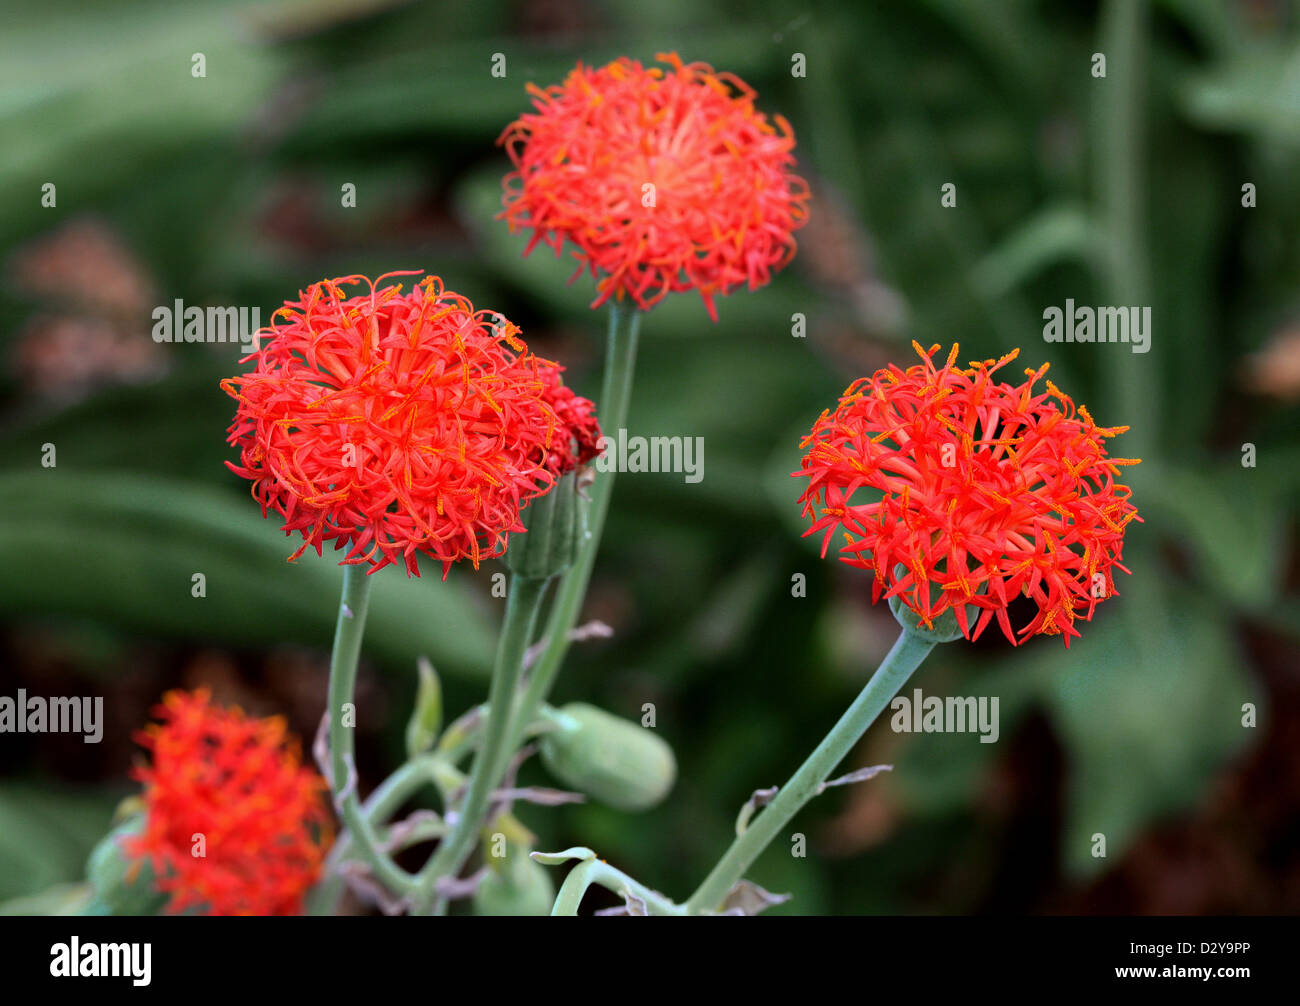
[472,847,555,916]
[85,817,166,916]
[540,703,677,811]
[506,470,583,581]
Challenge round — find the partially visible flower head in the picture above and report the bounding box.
[499,52,810,321]
[537,364,602,477]
[126,689,332,916]
[795,343,1142,647]
[221,273,565,576]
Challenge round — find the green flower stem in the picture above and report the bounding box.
[506,300,642,751]
[684,626,936,914]
[326,565,418,900]
[319,746,527,879]
[306,753,441,915]
[1096,0,1168,670]
[550,859,686,917]
[411,574,550,914]
[1097,0,1154,459]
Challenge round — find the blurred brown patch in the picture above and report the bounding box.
[6,219,166,402]
[796,181,908,339]
[255,175,469,256]
[513,0,604,39]
[1242,324,1300,401]
[8,218,154,319]
[817,712,906,856]
[13,315,166,402]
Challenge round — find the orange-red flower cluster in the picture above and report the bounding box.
[795,343,1141,647]
[538,365,602,477]
[221,273,569,576]
[126,690,332,916]
[499,52,810,321]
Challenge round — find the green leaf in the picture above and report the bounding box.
[0,1,286,237]
[1035,581,1261,878]
[971,204,1095,297]
[1182,44,1300,147]
[1141,463,1287,613]
[0,785,120,901]
[0,883,93,916]
[0,471,493,678]
[404,657,444,758]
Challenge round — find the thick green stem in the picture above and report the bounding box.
[306,753,440,915]
[1097,0,1167,669]
[327,565,417,901]
[411,574,550,913]
[506,301,641,750]
[684,627,935,914]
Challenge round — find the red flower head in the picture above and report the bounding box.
[221,273,568,576]
[795,343,1141,647]
[126,689,332,916]
[499,52,811,321]
[538,363,602,477]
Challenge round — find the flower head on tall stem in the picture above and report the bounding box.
[499,52,810,321]
[795,343,1142,647]
[221,273,568,576]
[126,689,332,916]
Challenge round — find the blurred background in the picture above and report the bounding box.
[0,0,1297,915]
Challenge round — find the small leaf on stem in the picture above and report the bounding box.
[405,656,443,759]
[735,786,779,836]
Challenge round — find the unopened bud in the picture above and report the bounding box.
[85,817,166,916]
[539,703,676,811]
[472,846,555,916]
[506,470,583,581]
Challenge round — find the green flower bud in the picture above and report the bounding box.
[85,817,166,916]
[505,470,583,581]
[472,847,555,916]
[539,703,676,811]
[404,657,443,759]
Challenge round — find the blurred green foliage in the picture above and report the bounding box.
[0,0,1297,913]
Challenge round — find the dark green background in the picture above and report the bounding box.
[0,0,1296,914]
